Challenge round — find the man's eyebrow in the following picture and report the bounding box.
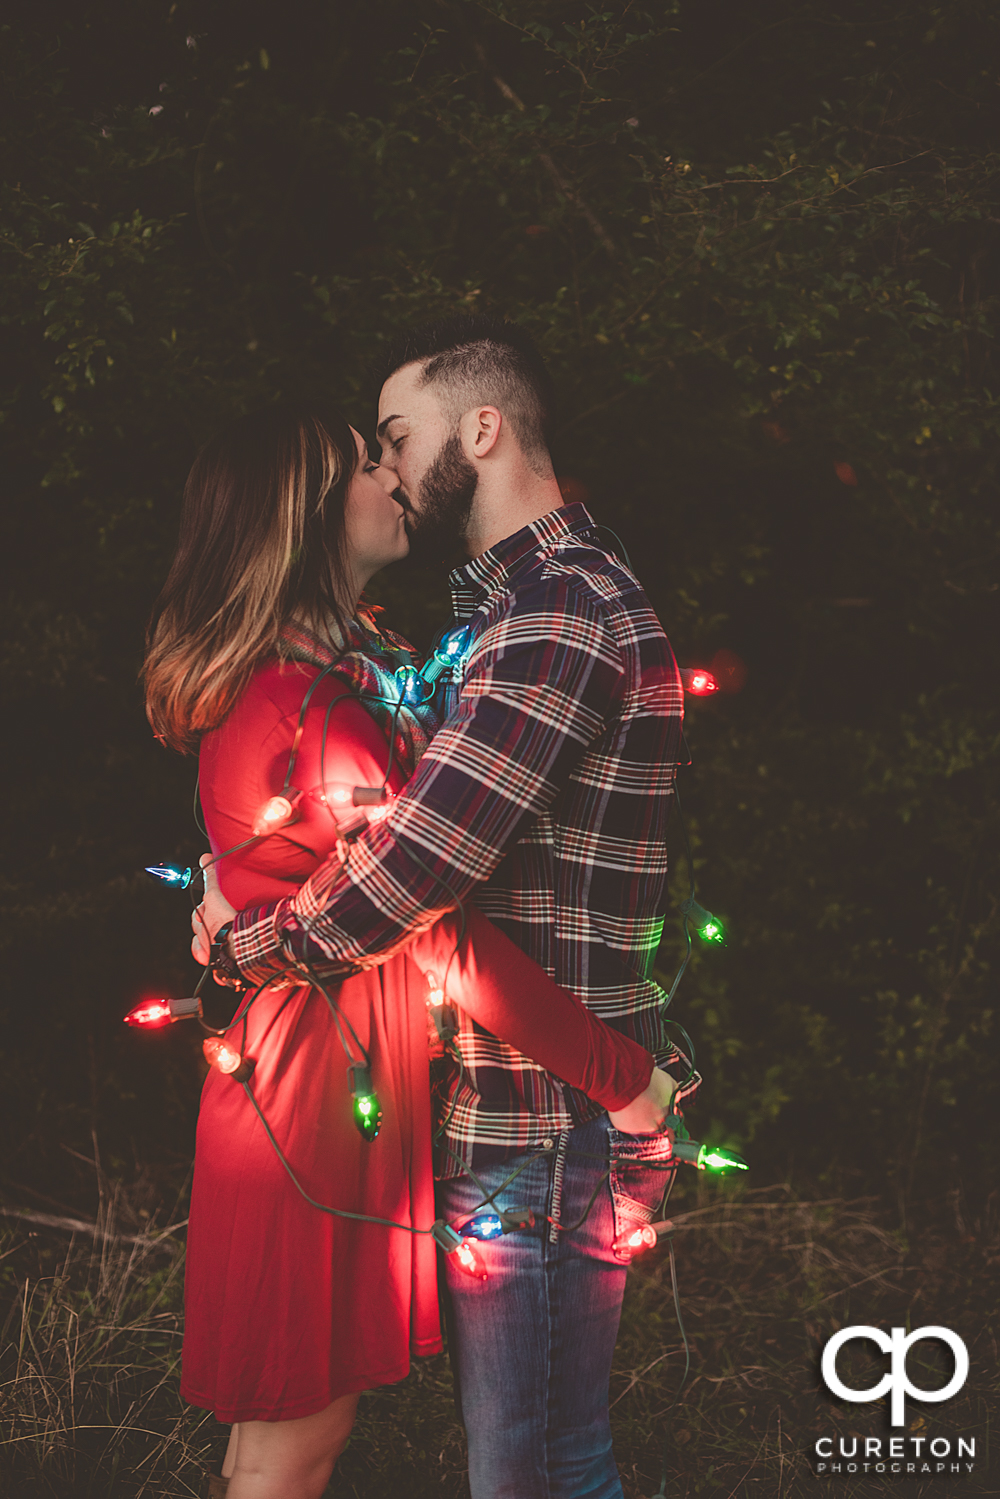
[376,413,406,440]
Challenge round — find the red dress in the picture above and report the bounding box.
[181,659,653,1422]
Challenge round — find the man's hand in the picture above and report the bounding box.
[191,855,237,965]
[607,1066,678,1136]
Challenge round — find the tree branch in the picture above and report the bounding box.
[468,39,619,261]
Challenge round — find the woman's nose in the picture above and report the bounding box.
[376,464,398,494]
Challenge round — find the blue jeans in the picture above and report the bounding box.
[436,1116,676,1499]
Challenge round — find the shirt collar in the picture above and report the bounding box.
[449,503,598,615]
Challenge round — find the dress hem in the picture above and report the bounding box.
[180,1352,429,1424]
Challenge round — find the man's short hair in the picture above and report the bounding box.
[377,314,555,474]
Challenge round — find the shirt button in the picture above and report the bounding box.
[541,1138,555,1150]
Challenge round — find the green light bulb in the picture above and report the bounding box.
[681,897,725,945]
[353,1094,382,1140]
[696,1143,748,1173]
[348,1063,383,1143]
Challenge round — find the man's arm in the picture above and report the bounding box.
[230,577,625,986]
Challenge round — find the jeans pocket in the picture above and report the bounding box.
[608,1128,676,1261]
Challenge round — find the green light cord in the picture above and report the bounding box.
[594,525,635,574]
[193,773,208,837]
[239,1075,435,1235]
[547,1164,613,1236]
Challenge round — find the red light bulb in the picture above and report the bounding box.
[681,668,719,697]
[124,998,173,1029]
[203,1036,243,1074]
[252,794,295,837]
[123,995,202,1028]
[424,971,457,1053]
[454,1239,488,1280]
[202,1037,256,1083]
[613,1223,658,1256]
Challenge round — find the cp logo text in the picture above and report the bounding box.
[821,1326,969,1427]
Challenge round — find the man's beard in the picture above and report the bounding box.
[402,433,478,562]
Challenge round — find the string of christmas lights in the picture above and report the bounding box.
[130,620,746,1286]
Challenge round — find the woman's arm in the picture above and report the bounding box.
[195,859,676,1130]
[406,908,674,1118]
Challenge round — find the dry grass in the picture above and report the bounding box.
[2,1179,998,1497]
[0,1191,212,1497]
[611,1180,1000,1497]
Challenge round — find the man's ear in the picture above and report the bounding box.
[460,406,503,461]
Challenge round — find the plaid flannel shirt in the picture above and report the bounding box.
[232,503,700,1175]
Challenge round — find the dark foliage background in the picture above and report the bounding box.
[1,0,997,1260]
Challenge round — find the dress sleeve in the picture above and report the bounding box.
[406,907,654,1112]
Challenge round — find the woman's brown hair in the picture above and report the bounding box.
[144,405,357,754]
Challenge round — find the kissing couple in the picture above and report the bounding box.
[144,313,699,1499]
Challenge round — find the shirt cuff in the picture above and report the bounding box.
[595,1055,656,1113]
[231,899,295,988]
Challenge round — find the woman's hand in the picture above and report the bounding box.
[607,1066,678,1135]
[191,854,238,964]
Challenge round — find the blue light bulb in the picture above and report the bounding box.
[394,665,428,705]
[417,624,476,692]
[463,1212,505,1240]
[144,862,193,890]
[433,623,473,667]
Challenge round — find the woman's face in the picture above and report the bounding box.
[341,428,409,588]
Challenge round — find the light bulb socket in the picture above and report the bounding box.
[431,1219,464,1253]
[500,1206,535,1233]
[168,995,203,1021]
[428,1002,458,1043]
[347,1063,373,1097]
[352,786,389,807]
[671,1139,701,1167]
[681,896,725,943]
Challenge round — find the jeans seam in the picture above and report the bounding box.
[542,1256,557,1499]
[548,1130,569,1246]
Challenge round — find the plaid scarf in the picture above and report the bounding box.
[278,609,439,778]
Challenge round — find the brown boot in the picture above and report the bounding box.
[206,1476,229,1499]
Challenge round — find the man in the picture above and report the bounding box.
[197,315,698,1498]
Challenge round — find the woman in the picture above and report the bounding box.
[144,407,674,1499]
